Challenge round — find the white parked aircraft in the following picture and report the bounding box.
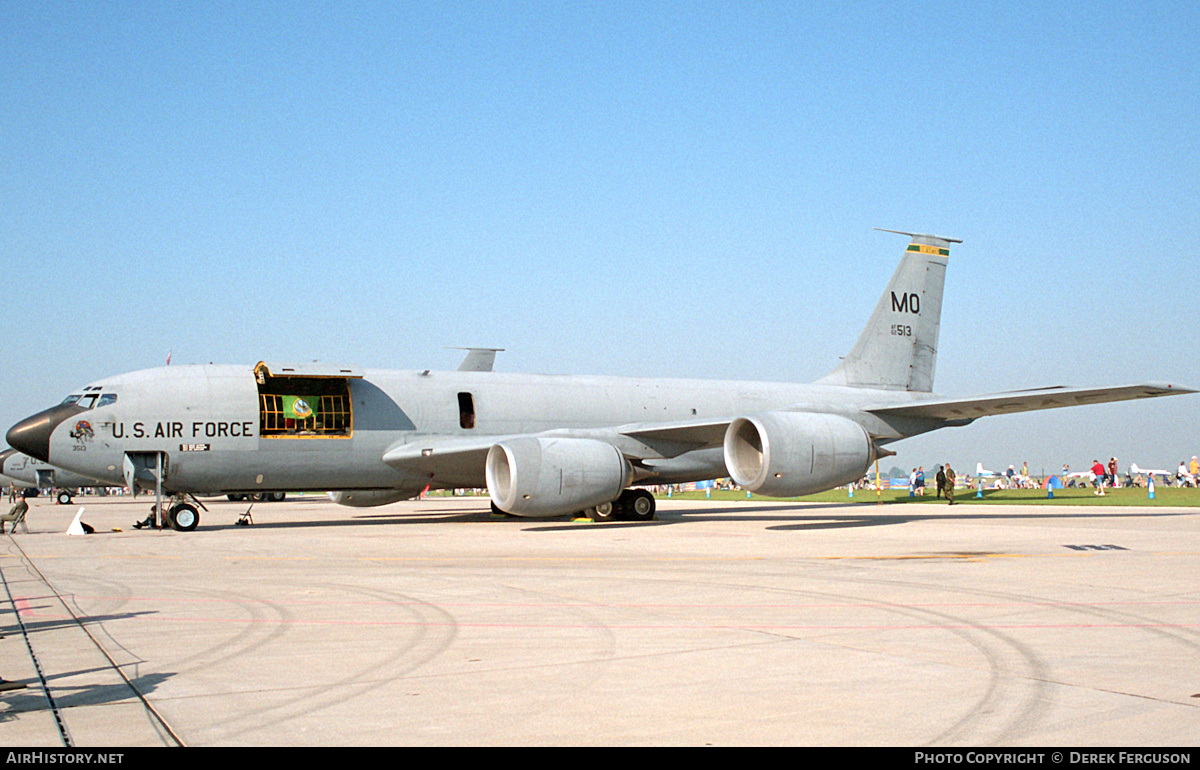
[1130,463,1173,477]
[976,462,1022,485]
[1129,463,1179,485]
[7,231,1195,529]
[974,462,1012,488]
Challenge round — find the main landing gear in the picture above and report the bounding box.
[226,492,285,502]
[489,489,657,522]
[585,489,656,522]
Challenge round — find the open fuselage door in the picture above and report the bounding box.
[124,450,168,525]
[254,362,362,440]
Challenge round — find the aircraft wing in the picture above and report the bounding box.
[867,383,1195,422]
[381,436,498,479]
[379,379,1194,484]
[613,419,730,453]
[381,419,732,479]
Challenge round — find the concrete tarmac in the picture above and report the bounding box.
[1,494,1198,747]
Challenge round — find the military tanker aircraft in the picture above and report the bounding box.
[7,231,1194,530]
[0,447,105,504]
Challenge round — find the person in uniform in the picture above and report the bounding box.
[1,496,29,534]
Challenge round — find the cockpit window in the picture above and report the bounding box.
[60,393,117,409]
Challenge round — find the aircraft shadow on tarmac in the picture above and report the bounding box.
[1,611,158,637]
[196,507,500,531]
[666,502,1195,530]
[181,501,1196,534]
[530,503,1198,533]
[755,508,1198,532]
[0,669,171,718]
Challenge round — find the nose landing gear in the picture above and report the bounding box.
[167,502,200,531]
[132,495,205,532]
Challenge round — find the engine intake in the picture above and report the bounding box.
[486,437,630,517]
[724,412,872,497]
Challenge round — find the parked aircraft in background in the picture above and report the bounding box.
[1130,464,1177,484]
[7,231,1195,530]
[1130,463,1173,477]
[976,463,1002,478]
[1063,470,1098,486]
[976,462,1022,486]
[0,447,104,504]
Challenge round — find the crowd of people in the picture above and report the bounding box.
[1073,455,1200,491]
[1180,456,1200,487]
[900,454,1200,497]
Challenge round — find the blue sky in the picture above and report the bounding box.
[2,1,1197,478]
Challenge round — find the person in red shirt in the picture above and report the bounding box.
[1091,459,1107,495]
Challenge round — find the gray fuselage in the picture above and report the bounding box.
[27,363,937,497]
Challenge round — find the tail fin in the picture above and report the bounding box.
[818,230,960,392]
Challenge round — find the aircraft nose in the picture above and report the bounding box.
[6,404,85,463]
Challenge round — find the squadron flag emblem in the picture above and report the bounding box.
[283,396,315,420]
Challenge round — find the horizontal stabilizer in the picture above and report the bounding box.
[867,382,1195,422]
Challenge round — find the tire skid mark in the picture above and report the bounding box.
[214,582,459,743]
[785,570,1200,743]
[2,538,185,746]
[587,566,1054,747]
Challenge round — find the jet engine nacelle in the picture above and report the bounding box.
[328,489,413,508]
[723,411,873,497]
[486,437,630,517]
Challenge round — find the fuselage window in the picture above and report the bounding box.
[96,394,118,408]
[458,392,476,430]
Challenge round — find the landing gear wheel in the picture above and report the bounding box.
[590,500,618,522]
[168,503,200,532]
[625,489,656,521]
[56,491,73,505]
